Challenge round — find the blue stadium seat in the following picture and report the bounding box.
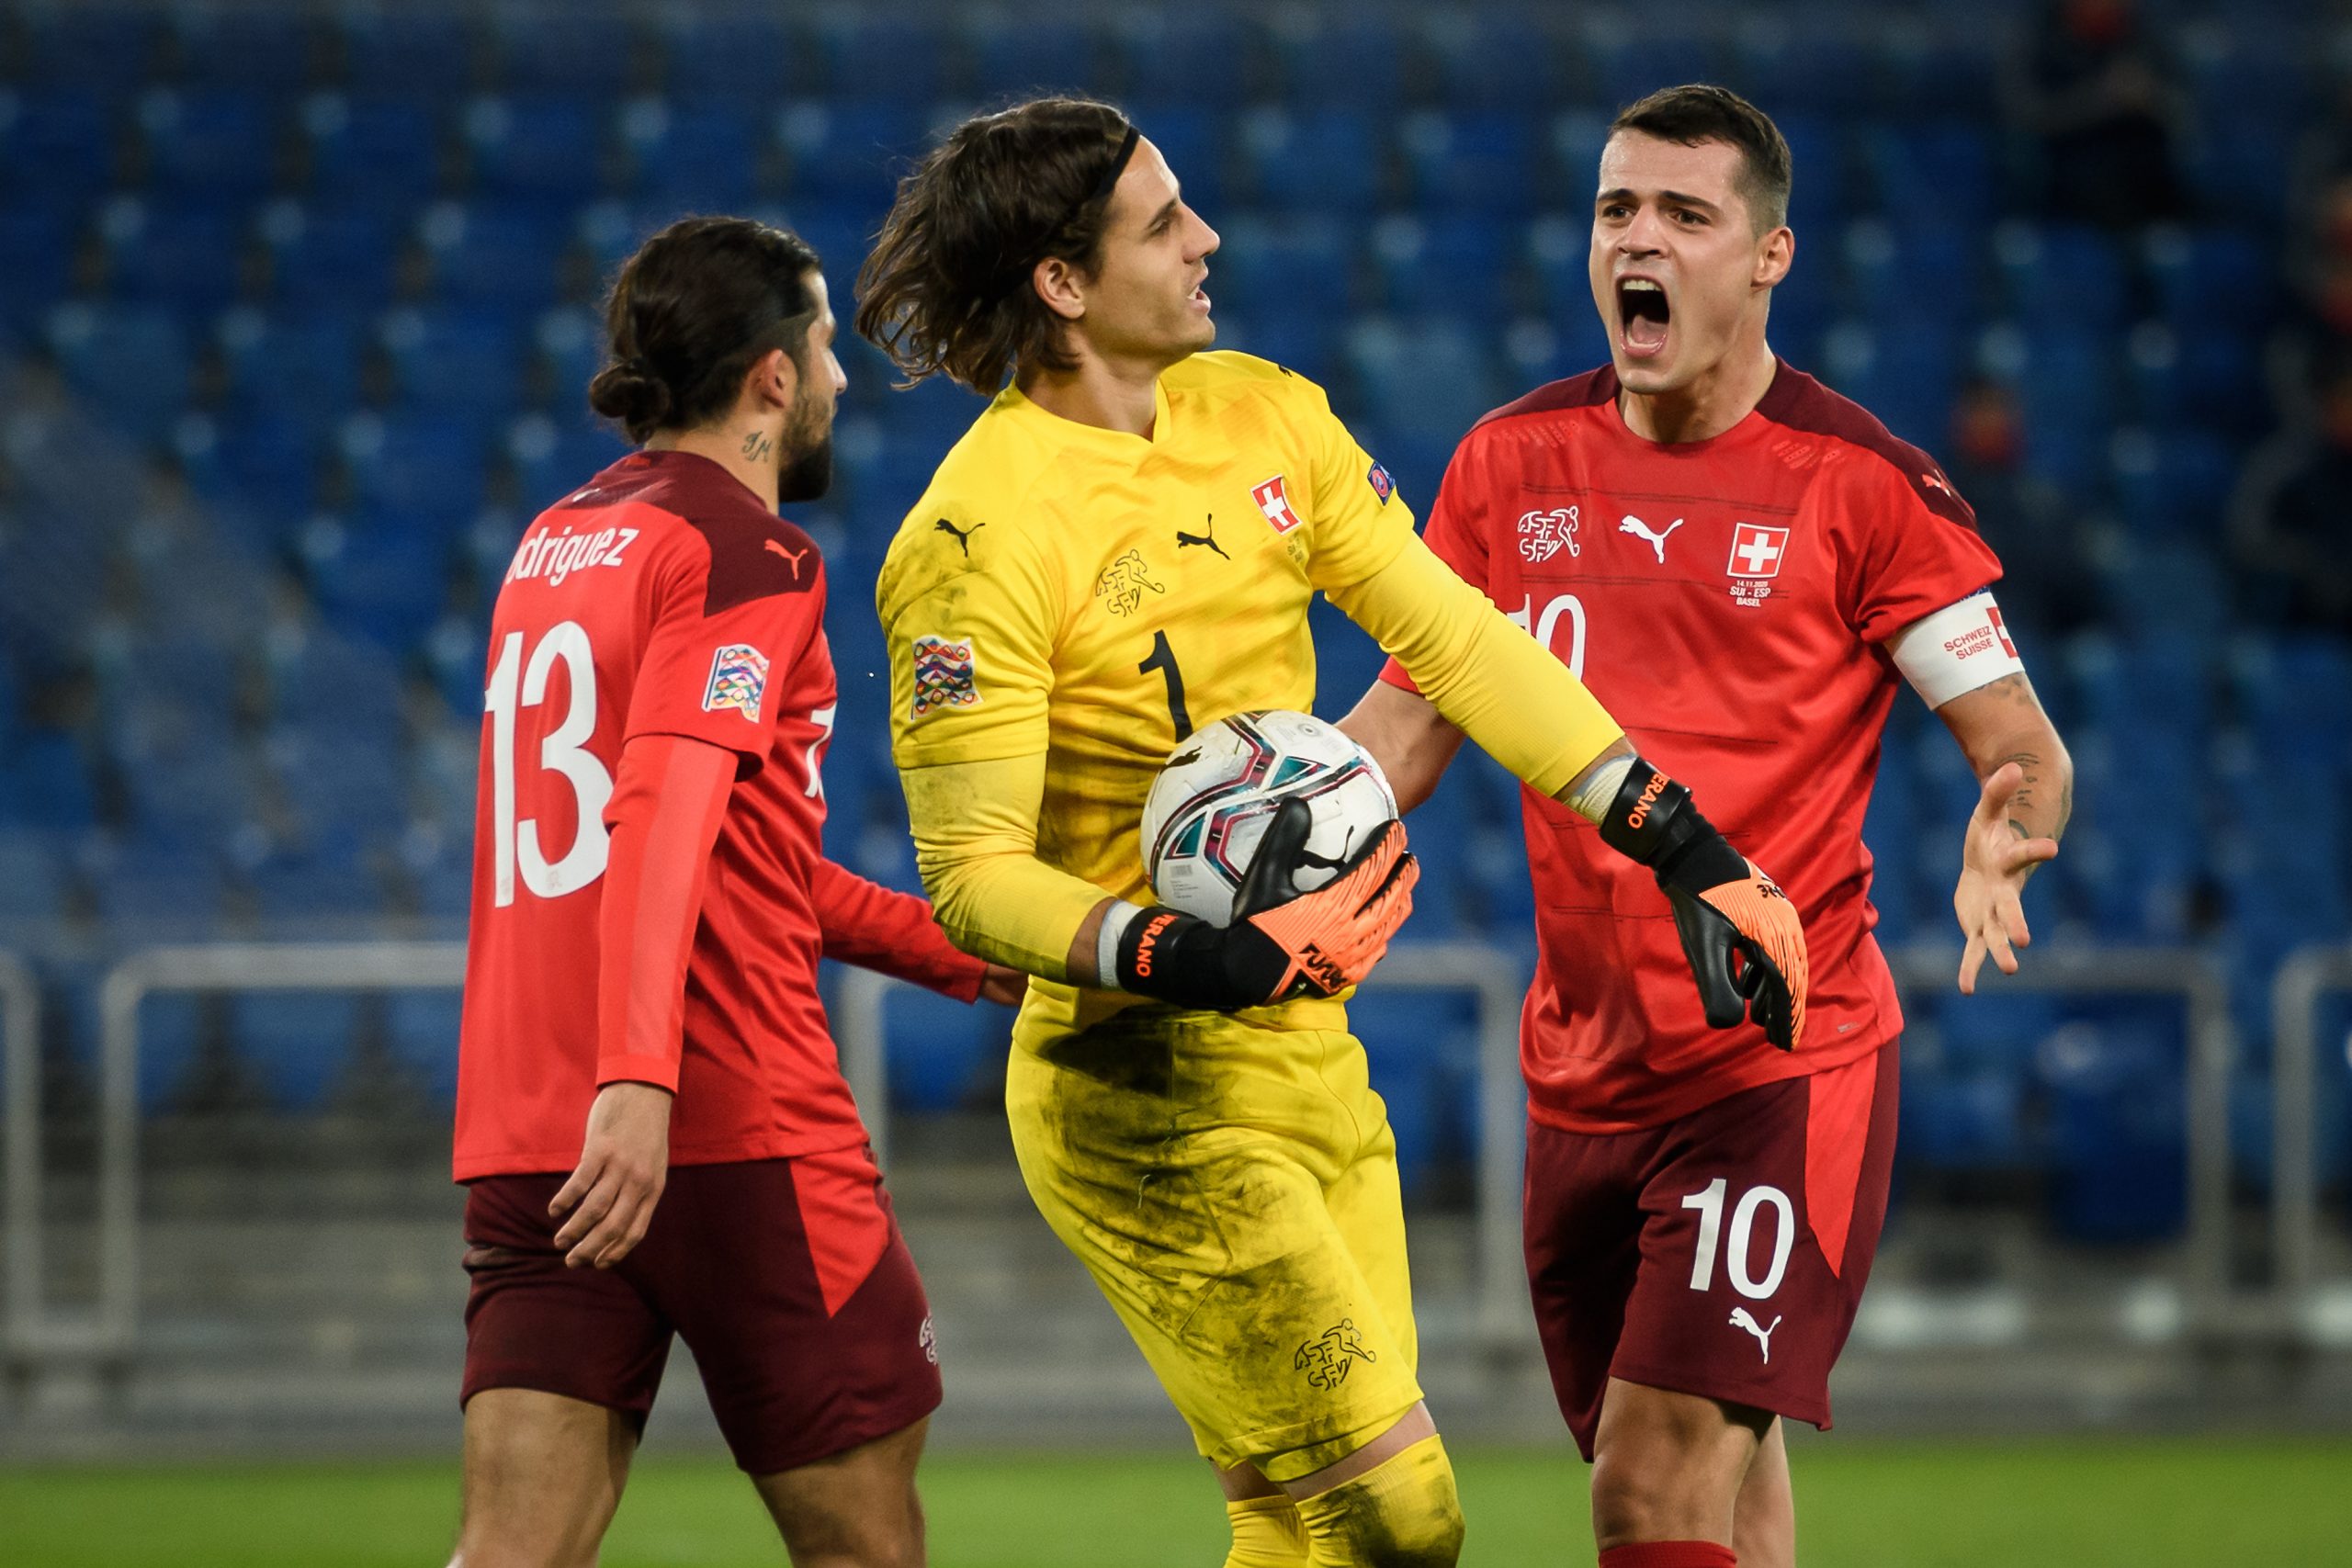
[169,7,320,91]
[217,308,362,434]
[301,512,454,649]
[655,11,801,100]
[2038,1018,2188,1243]
[0,830,67,926]
[231,992,360,1110]
[1398,111,1538,215]
[1419,14,1560,111]
[416,203,569,310]
[1581,27,1721,114]
[379,306,524,425]
[1220,311,1341,388]
[335,10,478,100]
[47,304,192,445]
[243,854,390,923]
[1368,214,1509,314]
[463,96,609,205]
[961,17,1099,101]
[2145,227,2270,336]
[1355,988,1481,1190]
[1725,17,1879,118]
[385,990,463,1101]
[339,412,489,534]
[1236,108,1381,213]
[100,202,246,311]
[139,88,284,198]
[0,728,96,833]
[506,415,627,513]
[776,101,930,207]
[300,95,444,209]
[812,15,945,105]
[1900,1069,2030,1174]
[91,841,228,934]
[618,100,762,212]
[0,89,120,204]
[1266,14,1405,107]
[259,200,400,308]
[0,207,74,333]
[1212,213,1357,322]
[1107,11,1248,108]
[1845,220,1980,331]
[205,413,323,525]
[22,6,161,94]
[529,306,606,411]
[1863,122,1996,234]
[485,8,644,98]
[2235,637,2352,765]
[881,980,1000,1113]
[1346,316,1497,445]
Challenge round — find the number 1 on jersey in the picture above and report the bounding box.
[1139,630,1192,741]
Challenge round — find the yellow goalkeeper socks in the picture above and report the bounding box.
[1291,1434,1464,1567]
[1225,1493,1311,1567]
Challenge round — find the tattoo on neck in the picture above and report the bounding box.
[741,431,775,464]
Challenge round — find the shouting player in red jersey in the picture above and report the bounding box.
[450,217,1013,1568]
[1342,86,2073,1568]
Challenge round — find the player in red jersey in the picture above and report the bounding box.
[1341,87,2074,1568]
[449,217,1014,1568]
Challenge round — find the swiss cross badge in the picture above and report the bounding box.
[1725,523,1789,610]
[1251,474,1303,535]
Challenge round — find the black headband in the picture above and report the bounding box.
[1084,124,1142,211]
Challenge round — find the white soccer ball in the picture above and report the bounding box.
[1139,710,1399,928]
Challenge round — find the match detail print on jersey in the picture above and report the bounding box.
[1886,590,2023,708]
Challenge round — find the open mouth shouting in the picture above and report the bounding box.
[1617,275,1670,361]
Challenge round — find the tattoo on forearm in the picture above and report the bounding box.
[741,430,775,463]
[1996,749,2072,843]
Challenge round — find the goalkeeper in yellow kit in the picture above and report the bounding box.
[855,98,1808,1567]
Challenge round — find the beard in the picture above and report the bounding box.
[775,392,833,502]
[777,434,831,502]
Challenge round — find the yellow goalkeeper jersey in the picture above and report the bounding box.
[876,351,1621,1046]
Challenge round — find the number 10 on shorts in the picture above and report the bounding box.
[1680,1179,1794,1300]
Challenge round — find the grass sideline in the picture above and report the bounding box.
[2,1437,2344,1565]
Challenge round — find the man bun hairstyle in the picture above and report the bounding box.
[589,216,823,444]
[855,97,1136,393]
[1611,84,1794,233]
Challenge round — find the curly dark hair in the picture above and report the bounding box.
[854,97,1136,393]
[588,216,823,443]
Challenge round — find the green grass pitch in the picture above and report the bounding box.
[4,1438,2344,1565]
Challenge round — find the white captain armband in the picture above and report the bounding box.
[1888,590,2027,709]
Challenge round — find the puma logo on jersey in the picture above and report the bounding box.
[1619,513,1684,563]
[1175,514,1228,559]
[934,517,985,557]
[1729,1307,1781,1363]
[763,538,808,577]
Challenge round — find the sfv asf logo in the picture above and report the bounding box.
[1517,506,1580,562]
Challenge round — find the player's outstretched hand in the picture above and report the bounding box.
[1596,759,1809,1052]
[1112,799,1418,1010]
[1953,761,2059,996]
[550,1080,673,1269]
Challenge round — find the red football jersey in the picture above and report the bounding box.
[456,448,857,1179]
[1381,361,2002,1134]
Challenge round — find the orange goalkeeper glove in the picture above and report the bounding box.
[1597,761,1808,1052]
[1114,798,1418,1010]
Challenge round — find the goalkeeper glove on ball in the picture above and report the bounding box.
[1114,798,1418,1010]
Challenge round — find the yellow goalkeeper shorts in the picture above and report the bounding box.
[1006,1005,1423,1472]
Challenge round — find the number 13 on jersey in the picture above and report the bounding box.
[485,621,612,908]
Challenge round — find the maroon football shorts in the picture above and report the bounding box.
[1523,1041,1899,1460]
[460,1145,943,1475]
